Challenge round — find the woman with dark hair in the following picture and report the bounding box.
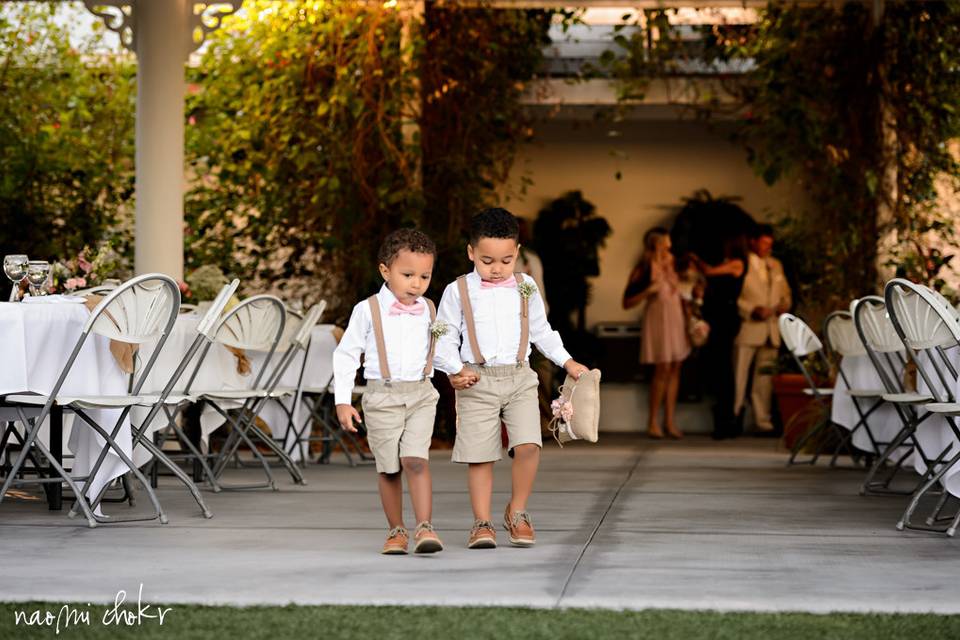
[623,228,690,439]
[693,236,748,439]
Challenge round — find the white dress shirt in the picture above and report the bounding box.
[332,284,433,404]
[434,270,572,374]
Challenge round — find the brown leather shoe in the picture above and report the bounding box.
[504,506,536,547]
[414,522,444,554]
[381,526,409,555]
[467,519,497,549]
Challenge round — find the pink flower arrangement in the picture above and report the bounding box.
[76,254,93,274]
[64,277,87,291]
[551,397,574,423]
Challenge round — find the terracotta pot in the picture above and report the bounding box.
[773,373,821,449]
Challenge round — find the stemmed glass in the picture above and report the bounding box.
[3,254,29,301]
[26,260,51,297]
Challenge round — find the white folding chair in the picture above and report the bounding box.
[73,280,240,521]
[884,278,960,535]
[0,274,180,527]
[779,313,857,466]
[823,310,888,459]
[247,303,327,470]
[72,284,118,297]
[180,295,299,490]
[854,295,938,496]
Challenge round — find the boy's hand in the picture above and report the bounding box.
[564,359,590,380]
[336,403,362,433]
[448,368,480,390]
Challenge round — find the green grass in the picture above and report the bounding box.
[2,603,958,639]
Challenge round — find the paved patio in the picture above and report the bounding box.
[1,436,959,613]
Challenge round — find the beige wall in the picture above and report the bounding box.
[504,117,801,329]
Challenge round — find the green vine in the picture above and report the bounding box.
[601,2,960,320]
[0,3,135,264]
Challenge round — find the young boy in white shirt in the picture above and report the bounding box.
[435,208,589,549]
[333,229,443,555]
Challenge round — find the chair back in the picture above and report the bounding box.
[853,296,907,395]
[779,313,822,357]
[885,279,960,402]
[29,274,180,427]
[212,295,286,352]
[778,313,830,401]
[210,294,286,389]
[823,311,866,358]
[84,274,180,346]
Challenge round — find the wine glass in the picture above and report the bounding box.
[3,254,28,301]
[26,260,51,297]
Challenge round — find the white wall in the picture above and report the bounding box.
[504,116,802,329]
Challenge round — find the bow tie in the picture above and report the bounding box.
[480,275,517,289]
[388,301,424,316]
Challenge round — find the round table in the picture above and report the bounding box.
[0,297,131,504]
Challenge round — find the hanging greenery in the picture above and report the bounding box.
[719,1,960,318]
[186,0,419,316]
[186,0,553,319]
[0,3,135,264]
[419,3,552,289]
[601,2,960,320]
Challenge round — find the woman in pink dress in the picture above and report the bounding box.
[623,228,691,439]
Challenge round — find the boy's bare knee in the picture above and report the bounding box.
[401,457,427,473]
[512,443,540,459]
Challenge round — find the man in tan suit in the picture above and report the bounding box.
[734,224,792,433]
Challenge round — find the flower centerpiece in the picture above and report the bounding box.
[49,242,127,294]
[185,265,229,302]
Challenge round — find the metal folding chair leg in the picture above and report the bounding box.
[0,410,98,528]
[70,408,168,525]
[828,423,865,469]
[896,444,958,533]
[208,408,279,490]
[787,412,831,466]
[860,423,919,495]
[926,490,954,525]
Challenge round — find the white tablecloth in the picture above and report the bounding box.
[0,299,130,501]
[831,354,906,455]
[913,348,960,499]
[135,316,337,461]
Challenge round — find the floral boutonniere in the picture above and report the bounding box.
[517,280,537,300]
[430,320,449,340]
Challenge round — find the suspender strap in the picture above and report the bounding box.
[423,298,437,376]
[457,275,486,365]
[516,272,530,364]
[367,295,391,382]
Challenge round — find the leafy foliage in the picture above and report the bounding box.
[601,2,960,321]
[531,191,611,352]
[186,0,419,319]
[0,3,135,266]
[728,1,960,316]
[418,3,551,292]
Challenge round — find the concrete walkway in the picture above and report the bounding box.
[1,436,959,613]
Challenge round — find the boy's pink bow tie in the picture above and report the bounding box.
[388,301,424,316]
[480,275,517,289]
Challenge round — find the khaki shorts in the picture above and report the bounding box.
[361,379,439,474]
[452,363,542,464]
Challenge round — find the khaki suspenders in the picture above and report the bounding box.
[457,273,530,366]
[367,295,392,382]
[457,275,486,365]
[367,295,437,383]
[423,299,437,376]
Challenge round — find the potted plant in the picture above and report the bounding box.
[767,350,833,449]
